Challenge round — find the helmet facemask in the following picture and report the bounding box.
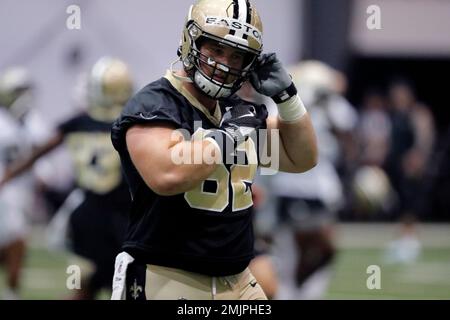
[181,21,259,100]
[192,40,258,99]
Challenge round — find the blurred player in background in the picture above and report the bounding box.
[0,67,52,299]
[235,82,279,300]
[0,57,133,299]
[385,79,435,219]
[357,89,391,168]
[351,89,396,219]
[421,124,450,220]
[264,61,358,299]
[247,183,279,299]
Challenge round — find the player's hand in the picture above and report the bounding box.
[249,53,297,103]
[220,104,263,138]
[206,104,263,165]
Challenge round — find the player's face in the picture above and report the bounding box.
[199,40,246,85]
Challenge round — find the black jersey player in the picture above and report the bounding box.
[111,0,317,300]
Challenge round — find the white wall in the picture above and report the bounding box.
[350,0,450,57]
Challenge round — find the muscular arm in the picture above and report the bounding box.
[264,114,318,173]
[0,133,64,186]
[247,53,318,173]
[126,123,221,196]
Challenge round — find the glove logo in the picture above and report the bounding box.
[139,113,157,121]
[236,112,255,120]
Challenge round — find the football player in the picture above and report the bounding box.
[111,0,317,300]
[269,61,358,299]
[0,57,133,299]
[0,66,52,299]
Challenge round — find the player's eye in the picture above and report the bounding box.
[213,48,224,56]
[232,53,244,62]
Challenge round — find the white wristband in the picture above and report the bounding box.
[277,94,307,123]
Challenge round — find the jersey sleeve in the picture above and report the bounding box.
[327,95,358,132]
[57,114,84,135]
[111,83,183,153]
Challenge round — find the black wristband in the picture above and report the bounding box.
[271,82,297,104]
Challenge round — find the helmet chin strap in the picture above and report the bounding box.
[170,58,193,83]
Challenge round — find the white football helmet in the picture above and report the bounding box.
[289,60,339,107]
[0,66,33,120]
[351,165,395,216]
[86,57,133,121]
[178,0,263,99]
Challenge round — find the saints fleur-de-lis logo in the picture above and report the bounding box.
[129,278,143,300]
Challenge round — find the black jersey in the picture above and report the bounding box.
[58,113,130,208]
[111,72,268,276]
[58,114,130,284]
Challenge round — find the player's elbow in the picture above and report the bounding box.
[300,141,319,172]
[291,152,318,173]
[304,151,318,171]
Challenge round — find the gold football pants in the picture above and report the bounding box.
[125,263,267,300]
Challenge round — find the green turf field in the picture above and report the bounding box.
[0,226,110,300]
[326,223,450,299]
[1,224,449,300]
[327,247,450,299]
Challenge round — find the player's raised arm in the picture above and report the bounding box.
[250,53,318,173]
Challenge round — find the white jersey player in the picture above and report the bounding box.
[0,67,52,299]
[262,61,358,299]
